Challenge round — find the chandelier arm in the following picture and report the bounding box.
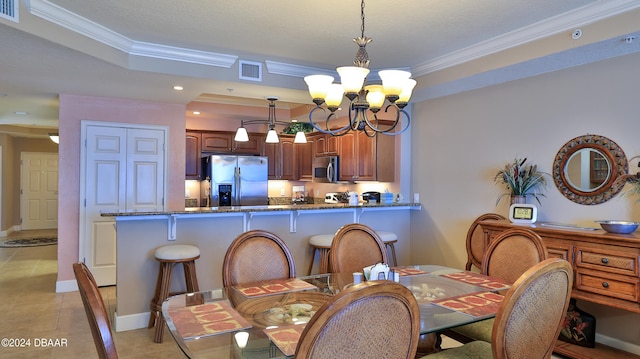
[308,106,352,136]
[378,107,411,136]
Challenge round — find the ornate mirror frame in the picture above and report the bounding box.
[552,134,628,205]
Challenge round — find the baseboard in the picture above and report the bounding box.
[115,312,150,332]
[597,333,640,355]
[56,279,78,293]
[0,225,21,238]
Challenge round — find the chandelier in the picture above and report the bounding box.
[304,0,416,137]
[234,97,308,144]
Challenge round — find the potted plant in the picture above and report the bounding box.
[494,157,548,205]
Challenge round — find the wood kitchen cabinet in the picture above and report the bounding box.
[480,219,640,358]
[338,130,394,182]
[263,135,296,180]
[185,131,202,179]
[201,131,262,155]
[298,137,314,181]
[312,133,338,157]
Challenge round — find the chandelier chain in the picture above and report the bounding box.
[360,0,366,38]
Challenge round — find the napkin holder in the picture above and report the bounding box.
[364,262,390,281]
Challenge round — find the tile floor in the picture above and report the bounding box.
[0,230,183,359]
[0,230,565,359]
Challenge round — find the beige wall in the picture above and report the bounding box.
[410,51,640,347]
[57,94,186,284]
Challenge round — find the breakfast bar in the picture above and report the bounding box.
[102,202,421,332]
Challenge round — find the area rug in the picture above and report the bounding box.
[0,237,58,248]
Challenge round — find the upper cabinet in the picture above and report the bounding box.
[298,137,314,181]
[187,129,394,183]
[313,134,338,157]
[264,135,296,180]
[338,131,394,182]
[201,131,262,155]
[185,131,202,180]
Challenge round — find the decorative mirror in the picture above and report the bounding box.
[552,134,628,205]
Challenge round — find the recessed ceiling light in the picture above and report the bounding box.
[173,85,184,91]
[192,111,200,115]
[14,111,28,115]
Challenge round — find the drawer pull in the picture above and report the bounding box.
[601,258,609,264]
[602,282,610,288]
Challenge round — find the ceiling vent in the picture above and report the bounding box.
[0,0,17,22]
[239,60,262,82]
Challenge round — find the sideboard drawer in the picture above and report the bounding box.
[576,270,639,302]
[576,247,638,276]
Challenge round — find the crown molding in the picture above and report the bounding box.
[26,0,640,76]
[412,0,640,76]
[27,0,236,68]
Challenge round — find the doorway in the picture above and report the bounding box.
[20,152,59,230]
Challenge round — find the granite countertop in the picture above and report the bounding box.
[101,202,421,217]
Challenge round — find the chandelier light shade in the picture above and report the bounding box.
[49,133,59,144]
[304,0,414,137]
[233,126,249,142]
[265,127,279,143]
[234,97,308,144]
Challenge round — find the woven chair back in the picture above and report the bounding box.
[492,258,573,359]
[482,228,548,284]
[223,230,296,287]
[465,213,506,270]
[329,223,388,273]
[295,281,420,359]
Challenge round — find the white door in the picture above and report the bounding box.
[82,124,165,286]
[21,153,59,230]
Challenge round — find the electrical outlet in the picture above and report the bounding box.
[280,188,285,197]
[185,189,191,198]
[413,193,420,203]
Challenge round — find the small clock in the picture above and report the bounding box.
[509,203,538,224]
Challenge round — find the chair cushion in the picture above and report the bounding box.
[309,234,333,247]
[154,244,200,260]
[376,230,398,242]
[448,319,494,343]
[420,340,492,358]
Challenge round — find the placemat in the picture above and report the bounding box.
[168,301,252,340]
[263,324,306,357]
[234,278,317,298]
[433,292,504,317]
[442,271,510,290]
[392,266,429,276]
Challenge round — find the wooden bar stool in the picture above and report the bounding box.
[376,231,399,266]
[148,244,200,343]
[307,234,333,275]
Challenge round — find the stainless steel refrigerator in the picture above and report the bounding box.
[201,155,268,206]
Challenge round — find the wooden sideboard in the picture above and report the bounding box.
[480,219,640,358]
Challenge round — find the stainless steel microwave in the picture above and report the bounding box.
[312,156,339,183]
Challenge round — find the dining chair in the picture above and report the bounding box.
[73,262,119,359]
[295,281,420,359]
[422,258,573,359]
[464,213,506,271]
[222,229,296,287]
[329,223,389,274]
[445,227,548,344]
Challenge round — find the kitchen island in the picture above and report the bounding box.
[102,202,421,332]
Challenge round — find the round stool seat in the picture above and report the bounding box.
[154,244,200,261]
[309,234,333,248]
[376,231,398,243]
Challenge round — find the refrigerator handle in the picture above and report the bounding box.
[235,167,241,204]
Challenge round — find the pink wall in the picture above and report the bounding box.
[57,94,186,283]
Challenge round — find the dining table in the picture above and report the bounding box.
[162,265,510,358]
